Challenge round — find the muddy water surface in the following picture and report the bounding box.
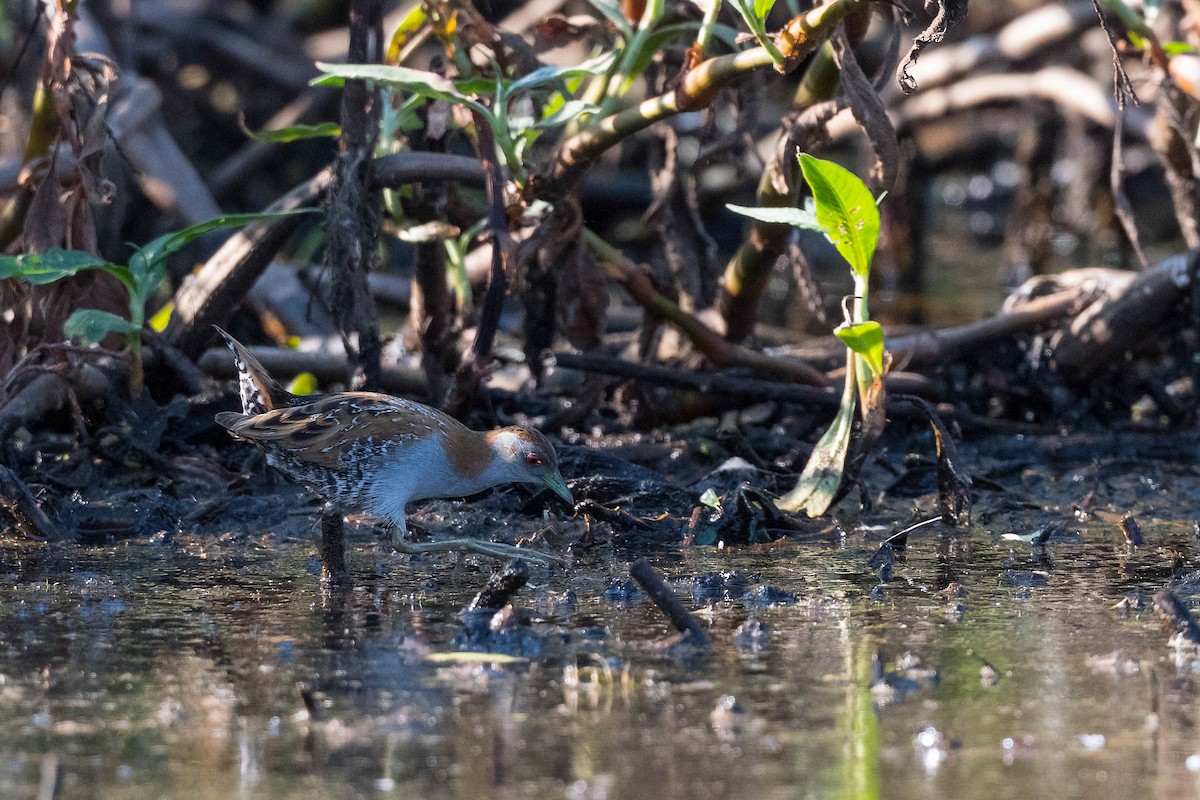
[1,458,1199,800]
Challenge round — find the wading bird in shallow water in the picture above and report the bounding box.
[213,328,572,574]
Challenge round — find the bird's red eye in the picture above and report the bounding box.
[526,452,543,467]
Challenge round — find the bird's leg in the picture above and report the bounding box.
[320,502,349,583]
[392,536,565,567]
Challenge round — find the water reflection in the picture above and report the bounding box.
[1,506,1199,799]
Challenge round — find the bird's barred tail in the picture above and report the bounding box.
[213,326,292,415]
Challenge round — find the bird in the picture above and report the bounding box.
[212,327,572,566]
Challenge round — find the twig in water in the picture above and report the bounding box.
[630,558,711,648]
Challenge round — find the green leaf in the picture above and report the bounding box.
[776,383,856,517]
[385,3,429,63]
[286,372,319,396]
[798,153,880,280]
[730,0,765,35]
[241,121,341,143]
[128,210,316,289]
[313,62,486,115]
[835,321,885,378]
[754,0,778,22]
[699,487,722,509]
[0,250,113,284]
[64,309,138,344]
[507,58,613,97]
[726,202,821,229]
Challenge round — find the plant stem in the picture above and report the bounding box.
[695,0,722,54]
[601,0,666,115]
[549,0,863,190]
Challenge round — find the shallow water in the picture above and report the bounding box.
[2,465,1199,800]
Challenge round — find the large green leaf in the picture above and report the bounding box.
[0,250,113,284]
[727,202,821,229]
[64,309,139,344]
[312,63,486,115]
[799,153,879,280]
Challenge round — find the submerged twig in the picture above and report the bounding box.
[629,558,711,648]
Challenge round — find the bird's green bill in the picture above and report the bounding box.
[544,471,573,504]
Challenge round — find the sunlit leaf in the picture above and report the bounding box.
[287,372,319,396]
[241,120,341,143]
[726,202,821,229]
[699,487,722,509]
[753,0,778,22]
[149,301,173,333]
[835,320,884,378]
[64,309,138,344]
[385,3,429,64]
[798,153,880,280]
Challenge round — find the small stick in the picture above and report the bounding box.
[629,559,711,648]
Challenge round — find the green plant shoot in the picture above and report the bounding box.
[0,211,313,394]
[313,58,611,186]
[730,154,885,517]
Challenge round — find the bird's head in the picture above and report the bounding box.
[486,427,573,504]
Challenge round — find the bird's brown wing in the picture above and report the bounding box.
[216,392,459,469]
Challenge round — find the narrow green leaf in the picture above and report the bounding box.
[726,202,821,229]
[64,309,138,344]
[0,250,113,284]
[835,321,885,378]
[128,210,316,287]
[242,121,341,143]
[798,153,880,280]
[508,58,613,96]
